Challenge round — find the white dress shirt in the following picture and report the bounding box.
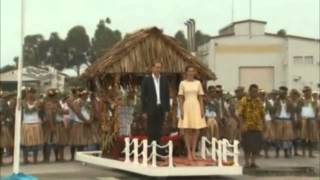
[152,74,161,105]
[301,103,315,118]
[279,101,290,119]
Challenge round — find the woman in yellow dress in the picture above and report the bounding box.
[178,66,207,161]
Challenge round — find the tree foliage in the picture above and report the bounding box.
[195,30,211,48]
[23,34,44,66]
[5,17,214,77]
[91,20,122,62]
[0,64,16,73]
[65,26,91,76]
[174,30,188,49]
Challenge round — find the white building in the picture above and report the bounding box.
[0,66,68,93]
[197,19,320,92]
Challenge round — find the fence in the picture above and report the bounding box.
[201,137,240,167]
[123,137,239,168]
[123,138,173,167]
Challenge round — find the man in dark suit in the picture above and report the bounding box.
[141,62,170,146]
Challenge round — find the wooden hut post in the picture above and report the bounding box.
[170,74,178,129]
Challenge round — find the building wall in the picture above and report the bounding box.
[234,22,265,36]
[0,66,67,93]
[287,38,320,90]
[201,35,287,92]
[198,21,320,92]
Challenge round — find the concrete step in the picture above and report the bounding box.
[244,166,318,177]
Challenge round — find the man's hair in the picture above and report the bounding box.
[249,84,258,91]
[208,85,215,91]
[152,61,162,67]
[216,85,222,89]
[279,86,288,92]
[303,86,311,92]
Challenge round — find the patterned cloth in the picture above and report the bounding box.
[238,96,264,132]
[119,106,134,136]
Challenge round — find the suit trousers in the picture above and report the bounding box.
[147,105,165,145]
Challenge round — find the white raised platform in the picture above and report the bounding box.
[76,137,242,177]
[76,151,243,177]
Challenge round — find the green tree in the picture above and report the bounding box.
[41,33,68,71]
[91,18,122,62]
[65,26,91,76]
[174,30,188,49]
[195,30,211,49]
[105,17,111,24]
[91,20,122,63]
[23,34,45,66]
[0,65,16,73]
[277,29,287,37]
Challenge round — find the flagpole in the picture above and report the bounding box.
[231,0,234,23]
[249,0,252,38]
[13,0,25,173]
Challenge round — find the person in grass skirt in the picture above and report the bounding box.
[81,90,100,149]
[299,86,318,157]
[205,86,219,139]
[259,89,275,158]
[21,87,44,164]
[290,89,302,156]
[0,91,14,164]
[69,89,92,159]
[42,89,57,162]
[64,87,78,160]
[273,86,295,158]
[43,89,68,162]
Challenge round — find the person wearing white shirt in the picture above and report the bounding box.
[141,62,170,155]
[299,86,318,157]
[274,86,294,158]
[21,87,44,164]
[259,90,275,158]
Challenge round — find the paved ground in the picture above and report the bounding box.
[0,150,319,180]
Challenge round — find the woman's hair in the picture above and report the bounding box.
[185,65,196,72]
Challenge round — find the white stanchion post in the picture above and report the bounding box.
[142,140,148,166]
[124,138,130,163]
[168,141,173,167]
[217,140,222,167]
[233,140,240,166]
[222,139,228,162]
[151,141,157,167]
[201,137,206,159]
[133,138,139,164]
[211,138,217,161]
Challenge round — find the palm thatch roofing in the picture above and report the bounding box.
[83,27,216,80]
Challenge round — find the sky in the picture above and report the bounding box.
[1,0,319,68]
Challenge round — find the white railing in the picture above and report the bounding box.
[201,137,240,167]
[123,138,173,167]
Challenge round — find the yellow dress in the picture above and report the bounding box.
[178,80,207,129]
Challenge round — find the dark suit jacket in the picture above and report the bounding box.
[141,74,170,114]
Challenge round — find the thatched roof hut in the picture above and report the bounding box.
[83,27,216,80]
[82,27,216,158]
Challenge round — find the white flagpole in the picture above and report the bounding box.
[249,0,252,38]
[231,0,234,23]
[13,0,25,174]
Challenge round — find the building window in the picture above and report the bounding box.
[304,56,314,64]
[43,81,51,86]
[293,56,303,64]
